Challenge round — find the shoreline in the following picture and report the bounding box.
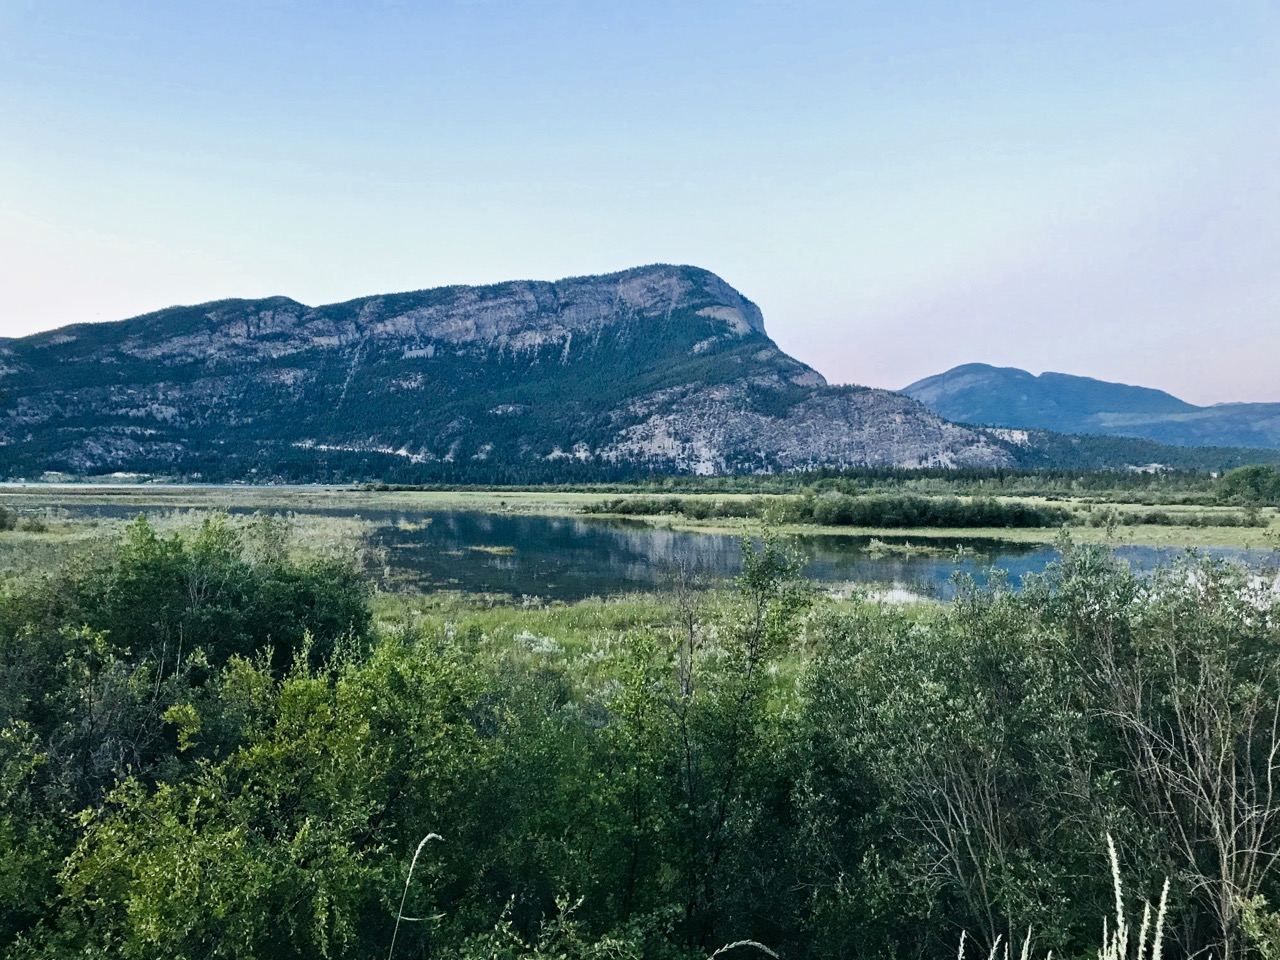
[1,485,1276,551]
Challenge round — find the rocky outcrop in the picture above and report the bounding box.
[603,383,1011,474]
[0,265,1014,480]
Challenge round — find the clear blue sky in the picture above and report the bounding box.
[2,1,1277,404]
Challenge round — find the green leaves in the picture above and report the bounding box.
[1217,465,1280,505]
[5,514,1280,959]
[53,636,497,960]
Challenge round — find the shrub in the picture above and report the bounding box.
[1217,465,1280,505]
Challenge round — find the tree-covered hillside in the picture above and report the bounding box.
[7,267,1279,482]
[0,265,1016,480]
[905,363,1280,449]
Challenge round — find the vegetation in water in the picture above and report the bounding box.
[582,490,1273,533]
[584,492,1073,528]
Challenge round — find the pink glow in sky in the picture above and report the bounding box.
[2,1,1278,405]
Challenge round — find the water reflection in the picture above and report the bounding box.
[369,511,1278,602]
[33,503,1280,603]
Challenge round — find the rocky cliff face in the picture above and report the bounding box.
[0,265,1015,480]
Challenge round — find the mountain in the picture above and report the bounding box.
[903,363,1280,450]
[0,265,1020,481]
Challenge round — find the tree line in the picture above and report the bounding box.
[371,464,1280,507]
[583,492,1075,528]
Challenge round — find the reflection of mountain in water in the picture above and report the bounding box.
[362,513,1280,601]
[41,503,1280,603]
[373,511,1057,601]
[377,511,748,599]
[796,536,1056,600]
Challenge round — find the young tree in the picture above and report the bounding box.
[1092,560,1280,960]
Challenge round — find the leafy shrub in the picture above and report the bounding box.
[1217,465,1280,505]
[63,513,371,671]
[588,493,1072,529]
[1116,508,1269,528]
[5,524,1279,959]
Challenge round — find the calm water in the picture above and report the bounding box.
[366,511,1278,600]
[39,503,1280,602]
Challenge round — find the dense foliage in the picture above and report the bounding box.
[40,429,1280,484]
[1218,466,1280,505]
[1083,506,1269,528]
[368,463,1280,506]
[3,518,1280,959]
[584,493,1074,528]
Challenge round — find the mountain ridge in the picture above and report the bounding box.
[0,265,1021,480]
[903,363,1280,449]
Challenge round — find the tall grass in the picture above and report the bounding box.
[1100,835,1169,960]
[955,837,1168,960]
[389,832,443,960]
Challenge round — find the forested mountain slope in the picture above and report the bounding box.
[0,266,1014,480]
[904,363,1280,450]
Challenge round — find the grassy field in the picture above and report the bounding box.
[654,497,1280,549]
[0,484,610,515]
[0,492,381,579]
[0,483,1276,550]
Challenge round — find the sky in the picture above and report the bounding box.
[2,0,1278,405]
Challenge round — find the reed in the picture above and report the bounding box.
[957,837,1168,960]
[388,832,443,960]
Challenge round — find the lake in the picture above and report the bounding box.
[36,501,1279,602]
[365,510,1279,600]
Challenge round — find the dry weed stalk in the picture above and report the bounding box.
[956,836,1167,960]
[957,927,1037,960]
[1099,834,1169,960]
[707,940,781,958]
[388,832,443,960]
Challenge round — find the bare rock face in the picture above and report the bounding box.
[0,264,1014,480]
[604,384,1014,475]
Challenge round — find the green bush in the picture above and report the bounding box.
[1217,465,1280,505]
[588,493,1071,529]
[4,523,1278,959]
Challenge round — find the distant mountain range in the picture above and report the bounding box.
[4,270,1277,483]
[903,363,1280,450]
